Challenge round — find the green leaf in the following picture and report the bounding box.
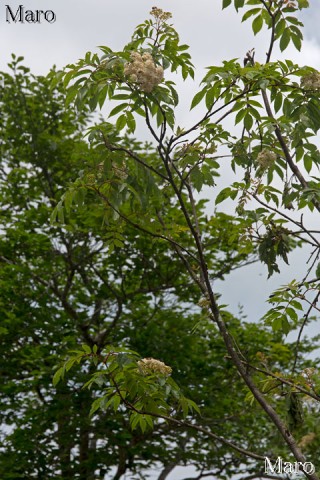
[116,114,127,130]
[235,108,246,124]
[112,394,121,412]
[130,412,141,430]
[242,8,261,22]
[126,111,136,133]
[187,399,201,414]
[65,357,78,372]
[234,0,245,10]
[89,397,103,417]
[280,28,291,52]
[57,205,65,224]
[275,18,286,37]
[0,327,9,335]
[53,366,65,387]
[291,33,302,51]
[274,93,283,113]
[179,396,189,418]
[304,155,312,173]
[222,0,232,9]
[205,87,216,110]
[109,103,128,117]
[297,0,309,8]
[190,89,206,110]
[307,101,320,131]
[139,416,147,433]
[156,107,164,127]
[286,307,298,323]
[191,167,204,192]
[252,15,263,35]
[82,344,92,354]
[290,300,303,311]
[144,415,154,429]
[281,316,291,335]
[244,112,253,131]
[271,315,283,332]
[215,187,232,205]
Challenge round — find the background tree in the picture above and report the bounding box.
[1,1,320,480]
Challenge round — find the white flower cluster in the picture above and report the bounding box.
[124,52,164,93]
[198,296,210,309]
[137,358,172,376]
[301,72,320,91]
[256,149,277,169]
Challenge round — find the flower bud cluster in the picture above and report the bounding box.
[298,432,316,449]
[150,6,172,22]
[256,149,277,169]
[301,72,320,91]
[124,52,164,93]
[283,0,297,7]
[85,173,96,185]
[113,162,128,180]
[137,358,172,376]
[96,161,127,181]
[303,367,316,378]
[198,296,210,309]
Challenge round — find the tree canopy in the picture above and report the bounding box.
[1,1,320,479]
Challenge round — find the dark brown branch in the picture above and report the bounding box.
[259,0,283,63]
[112,446,127,480]
[158,150,318,478]
[252,192,320,247]
[157,441,188,480]
[100,130,169,182]
[157,462,179,480]
[112,378,272,463]
[93,188,200,264]
[155,210,204,291]
[239,474,290,480]
[292,289,320,374]
[170,88,249,148]
[232,357,320,402]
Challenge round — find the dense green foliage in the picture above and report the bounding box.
[1,1,320,479]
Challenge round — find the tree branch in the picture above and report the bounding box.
[261,89,320,213]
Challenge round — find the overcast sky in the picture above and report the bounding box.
[1,1,319,73]
[1,2,320,479]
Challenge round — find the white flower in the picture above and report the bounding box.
[124,51,163,93]
[256,149,276,169]
[301,72,320,91]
